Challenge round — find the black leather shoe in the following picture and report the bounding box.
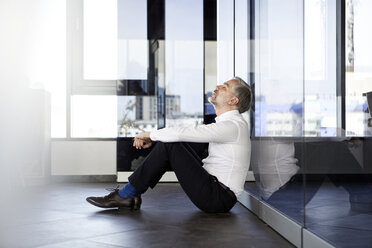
[86,188,141,210]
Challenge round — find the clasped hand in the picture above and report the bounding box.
[133,132,153,149]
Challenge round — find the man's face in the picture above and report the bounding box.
[209,79,239,107]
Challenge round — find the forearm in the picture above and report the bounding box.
[149,122,239,143]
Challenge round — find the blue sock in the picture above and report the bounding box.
[118,182,141,198]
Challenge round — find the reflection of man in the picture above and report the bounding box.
[253,138,372,212]
[87,77,252,213]
[250,140,299,200]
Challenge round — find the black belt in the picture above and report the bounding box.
[219,182,237,203]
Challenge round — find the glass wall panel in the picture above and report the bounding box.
[234,0,250,83]
[302,140,372,247]
[346,0,372,136]
[74,0,160,139]
[248,0,372,246]
[204,39,218,116]
[117,96,158,137]
[204,0,217,118]
[116,0,165,172]
[165,0,204,127]
[217,0,234,83]
[84,0,148,80]
[254,0,304,137]
[250,0,305,226]
[304,0,337,136]
[117,0,148,80]
[303,1,372,247]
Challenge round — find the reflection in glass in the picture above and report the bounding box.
[299,2,372,245]
[217,0,234,83]
[117,0,148,80]
[302,139,372,247]
[165,0,203,127]
[235,0,250,83]
[254,0,304,137]
[248,0,306,227]
[204,40,217,116]
[346,0,372,136]
[117,96,157,137]
[204,0,217,119]
[251,140,299,200]
[115,0,162,137]
[304,0,337,136]
[154,40,166,129]
[116,80,154,96]
[83,0,148,80]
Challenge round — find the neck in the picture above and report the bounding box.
[215,107,237,116]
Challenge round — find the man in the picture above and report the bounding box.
[86,77,252,213]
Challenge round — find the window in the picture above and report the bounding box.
[304,0,337,136]
[165,0,204,127]
[345,0,372,136]
[254,0,338,137]
[71,95,117,138]
[65,0,152,138]
[254,0,304,137]
[31,0,66,138]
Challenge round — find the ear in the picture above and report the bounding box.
[229,96,239,106]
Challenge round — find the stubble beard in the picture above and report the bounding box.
[208,95,216,105]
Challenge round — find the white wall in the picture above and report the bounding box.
[52,140,116,175]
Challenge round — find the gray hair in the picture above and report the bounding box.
[232,76,252,113]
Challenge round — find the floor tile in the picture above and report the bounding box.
[0,182,294,248]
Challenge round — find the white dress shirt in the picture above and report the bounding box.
[150,110,251,196]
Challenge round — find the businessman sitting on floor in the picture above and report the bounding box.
[86,77,252,213]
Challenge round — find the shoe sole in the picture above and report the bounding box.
[86,198,140,210]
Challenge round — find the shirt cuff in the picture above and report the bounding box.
[149,131,158,141]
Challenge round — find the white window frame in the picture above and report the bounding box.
[66,0,117,139]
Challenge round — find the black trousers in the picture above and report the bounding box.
[128,142,237,213]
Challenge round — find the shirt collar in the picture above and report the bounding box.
[215,110,240,122]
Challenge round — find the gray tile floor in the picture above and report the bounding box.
[0,183,294,248]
